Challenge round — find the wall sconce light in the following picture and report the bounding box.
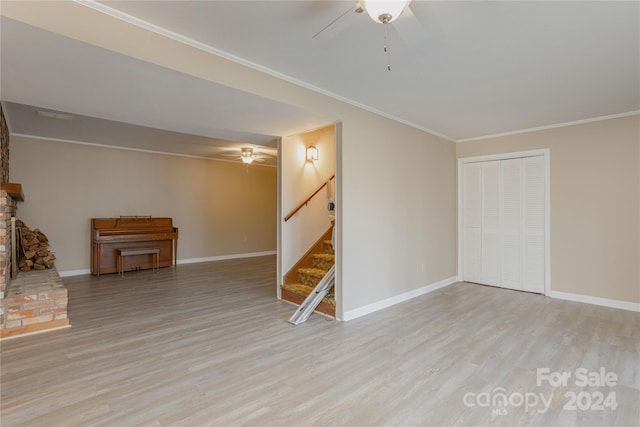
[306,145,319,162]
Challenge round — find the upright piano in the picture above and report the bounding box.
[91,217,178,275]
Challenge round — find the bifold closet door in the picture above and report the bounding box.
[462,155,545,294]
[500,158,523,290]
[522,156,545,293]
[481,161,500,286]
[463,160,501,288]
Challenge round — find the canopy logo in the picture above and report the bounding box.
[463,388,552,415]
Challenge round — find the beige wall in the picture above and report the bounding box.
[340,112,457,315]
[281,125,335,216]
[10,136,277,272]
[457,115,640,304]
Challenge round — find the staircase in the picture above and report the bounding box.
[281,235,335,317]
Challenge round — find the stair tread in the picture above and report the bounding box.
[311,253,334,260]
[282,283,313,292]
[310,253,334,271]
[298,267,328,276]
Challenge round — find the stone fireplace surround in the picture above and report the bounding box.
[0,184,70,339]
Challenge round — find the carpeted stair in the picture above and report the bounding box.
[281,239,335,316]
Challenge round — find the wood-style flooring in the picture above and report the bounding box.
[1,255,638,426]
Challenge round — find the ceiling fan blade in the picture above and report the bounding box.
[393,4,427,49]
[255,147,278,157]
[312,2,359,39]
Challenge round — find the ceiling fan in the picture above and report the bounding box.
[221,147,274,165]
[313,0,421,70]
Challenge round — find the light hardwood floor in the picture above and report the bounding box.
[1,255,638,426]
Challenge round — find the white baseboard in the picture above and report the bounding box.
[176,250,277,265]
[58,269,91,277]
[548,290,640,312]
[58,251,276,277]
[343,276,457,321]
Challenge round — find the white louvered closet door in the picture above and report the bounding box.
[462,155,546,294]
[522,156,546,293]
[500,159,523,290]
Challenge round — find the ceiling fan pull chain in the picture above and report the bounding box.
[384,23,391,71]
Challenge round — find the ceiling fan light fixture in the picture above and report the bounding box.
[241,147,255,164]
[361,0,410,24]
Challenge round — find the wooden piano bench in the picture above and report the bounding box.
[116,248,160,276]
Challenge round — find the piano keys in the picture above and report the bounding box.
[91,217,178,275]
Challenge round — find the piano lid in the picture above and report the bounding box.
[92,217,175,230]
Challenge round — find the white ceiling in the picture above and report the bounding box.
[1,0,639,156]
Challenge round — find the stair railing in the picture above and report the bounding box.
[284,174,335,222]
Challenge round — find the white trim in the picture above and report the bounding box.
[276,137,283,300]
[176,250,276,265]
[334,121,343,320]
[457,111,640,143]
[460,148,552,165]
[457,149,551,295]
[543,152,551,296]
[457,161,464,283]
[74,0,455,143]
[548,291,640,313]
[58,269,91,277]
[343,276,457,321]
[10,133,277,167]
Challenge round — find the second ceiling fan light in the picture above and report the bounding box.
[241,147,255,164]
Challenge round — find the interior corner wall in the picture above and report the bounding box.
[456,115,640,304]
[9,136,277,273]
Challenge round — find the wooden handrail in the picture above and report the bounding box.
[284,174,335,222]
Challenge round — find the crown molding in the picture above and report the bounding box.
[10,133,277,167]
[457,111,640,143]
